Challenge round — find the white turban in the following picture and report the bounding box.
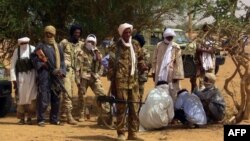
[118,23,133,36]
[18,37,30,45]
[163,28,176,38]
[86,34,97,45]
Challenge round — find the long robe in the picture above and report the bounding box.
[152,41,184,101]
[10,45,37,105]
[152,41,184,84]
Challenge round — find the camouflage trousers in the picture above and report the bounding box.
[61,68,75,113]
[17,100,36,119]
[116,88,140,135]
[77,78,106,116]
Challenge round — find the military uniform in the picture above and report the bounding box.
[108,39,145,137]
[138,48,150,96]
[132,40,150,110]
[75,45,106,120]
[59,39,83,124]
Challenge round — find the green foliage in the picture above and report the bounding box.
[0,0,179,43]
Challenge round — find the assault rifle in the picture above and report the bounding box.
[35,48,70,98]
[97,95,144,104]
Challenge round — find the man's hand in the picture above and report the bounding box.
[94,50,101,61]
[52,69,65,77]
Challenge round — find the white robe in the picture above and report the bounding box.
[10,45,37,105]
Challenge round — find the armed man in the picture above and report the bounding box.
[107,23,147,141]
[75,34,107,123]
[31,25,66,126]
[59,24,83,125]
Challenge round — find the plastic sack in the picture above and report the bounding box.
[139,84,174,130]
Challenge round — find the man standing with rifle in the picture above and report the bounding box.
[107,23,147,141]
[31,25,66,127]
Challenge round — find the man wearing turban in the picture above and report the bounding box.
[75,34,108,123]
[107,23,145,141]
[132,33,149,101]
[59,24,83,125]
[194,73,225,123]
[10,36,37,125]
[152,28,184,102]
[31,25,66,126]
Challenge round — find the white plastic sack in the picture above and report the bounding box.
[139,84,174,130]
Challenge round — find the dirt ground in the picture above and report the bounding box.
[0,45,250,141]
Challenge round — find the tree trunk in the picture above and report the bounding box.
[243,65,250,120]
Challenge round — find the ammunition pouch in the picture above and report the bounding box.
[15,58,34,73]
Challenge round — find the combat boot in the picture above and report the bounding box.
[67,112,78,125]
[60,112,67,122]
[77,112,85,122]
[127,132,144,141]
[117,134,126,141]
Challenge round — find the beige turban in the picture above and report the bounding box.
[18,37,30,45]
[163,28,176,38]
[44,25,56,36]
[118,23,133,36]
[205,73,216,84]
[86,34,97,45]
[44,25,60,69]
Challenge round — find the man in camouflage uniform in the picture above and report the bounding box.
[108,23,147,141]
[133,33,150,97]
[59,24,83,125]
[75,34,106,122]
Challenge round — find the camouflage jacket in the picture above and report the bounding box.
[59,39,83,70]
[133,40,150,83]
[108,39,146,89]
[75,45,102,83]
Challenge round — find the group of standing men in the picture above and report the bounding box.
[10,23,149,140]
[10,24,107,126]
[10,22,225,141]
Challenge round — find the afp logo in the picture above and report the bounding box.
[224,125,250,141]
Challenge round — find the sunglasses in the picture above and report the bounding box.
[165,36,174,40]
[20,42,28,45]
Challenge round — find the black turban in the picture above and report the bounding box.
[69,24,82,43]
[133,33,145,47]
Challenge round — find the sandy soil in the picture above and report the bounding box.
[0,45,250,141]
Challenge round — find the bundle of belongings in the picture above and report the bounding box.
[139,82,174,130]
